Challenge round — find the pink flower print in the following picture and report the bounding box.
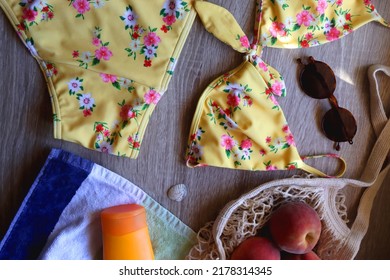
[305,33,314,40]
[266,165,278,171]
[336,0,343,7]
[128,110,136,119]
[296,10,315,27]
[259,62,268,72]
[95,46,113,61]
[22,8,38,22]
[92,37,100,46]
[72,50,79,58]
[72,0,91,15]
[227,94,241,108]
[271,81,284,96]
[269,95,279,106]
[269,22,286,37]
[282,124,290,134]
[103,129,110,137]
[285,134,296,146]
[163,14,176,26]
[239,35,250,48]
[326,27,341,42]
[144,32,161,47]
[241,139,252,149]
[266,136,272,144]
[144,89,161,105]
[100,73,117,83]
[316,0,328,15]
[221,134,236,150]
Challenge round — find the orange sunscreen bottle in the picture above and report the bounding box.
[101,204,154,260]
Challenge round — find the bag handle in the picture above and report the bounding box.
[337,65,390,259]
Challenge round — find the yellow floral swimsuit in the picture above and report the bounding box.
[185,0,389,177]
[0,0,197,158]
[0,0,388,176]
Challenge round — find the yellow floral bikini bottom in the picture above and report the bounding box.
[0,0,388,177]
[0,0,196,158]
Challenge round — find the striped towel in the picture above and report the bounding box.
[0,149,196,260]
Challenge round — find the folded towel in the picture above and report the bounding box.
[0,149,197,260]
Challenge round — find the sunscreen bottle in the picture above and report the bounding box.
[101,204,154,260]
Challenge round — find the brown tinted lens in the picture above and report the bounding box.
[322,107,357,143]
[299,61,336,99]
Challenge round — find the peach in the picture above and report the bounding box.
[269,201,321,254]
[230,236,280,260]
[282,251,321,260]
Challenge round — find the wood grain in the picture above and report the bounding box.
[0,0,389,259]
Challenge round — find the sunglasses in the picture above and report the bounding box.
[297,56,357,151]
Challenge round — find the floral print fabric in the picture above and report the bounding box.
[187,0,387,176]
[186,59,303,171]
[0,0,196,158]
[256,0,389,48]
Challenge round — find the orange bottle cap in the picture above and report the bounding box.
[101,204,147,236]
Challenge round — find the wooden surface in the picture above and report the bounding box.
[1,0,390,259]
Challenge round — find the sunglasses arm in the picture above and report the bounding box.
[328,95,339,108]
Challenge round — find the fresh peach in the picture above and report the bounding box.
[230,236,280,260]
[282,250,321,260]
[269,201,321,254]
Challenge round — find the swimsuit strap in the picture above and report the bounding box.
[300,154,347,178]
[375,9,390,28]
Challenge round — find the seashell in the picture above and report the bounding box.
[167,184,187,202]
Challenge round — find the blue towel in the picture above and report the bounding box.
[0,149,196,260]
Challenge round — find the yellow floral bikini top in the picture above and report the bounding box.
[185,0,389,177]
